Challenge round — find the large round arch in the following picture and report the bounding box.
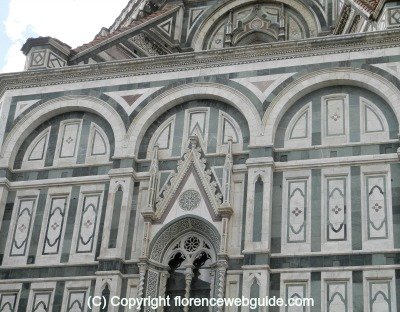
[126,82,263,157]
[263,68,400,145]
[149,216,221,264]
[0,96,126,167]
[191,0,321,50]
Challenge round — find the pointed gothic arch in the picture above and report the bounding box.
[149,216,221,264]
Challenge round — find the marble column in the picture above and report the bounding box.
[184,265,194,312]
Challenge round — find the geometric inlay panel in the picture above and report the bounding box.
[43,196,68,255]
[287,180,307,243]
[327,282,348,312]
[327,178,347,241]
[11,198,36,256]
[366,175,388,239]
[0,292,18,312]
[66,290,86,312]
[76,194,100,253]
[178,190,201,211]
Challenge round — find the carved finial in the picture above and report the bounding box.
[147,144,159,211]
[222,137,233,206]
[149,144,159,174]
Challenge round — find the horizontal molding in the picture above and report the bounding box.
[271,264,400,273]
[4,175,109,189]
[274,153,398,171]
[0,30,400,97]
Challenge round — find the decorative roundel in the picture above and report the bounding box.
[179,190,201,211]
[184,236,200,252]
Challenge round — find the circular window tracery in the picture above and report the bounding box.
[163,233,215,266]
[179,190,201,211]
[184,236,200,252]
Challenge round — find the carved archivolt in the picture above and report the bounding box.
[149,216,220,263]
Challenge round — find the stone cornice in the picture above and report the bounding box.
[1,29,400,97]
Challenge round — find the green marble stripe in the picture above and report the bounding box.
[27,188,48,263]
[269,252,400,269]
[271,172,283,253]
[0,191,16,262]
[44,120,61,168]
[0,265,97,280]
[61,186,80,263]
[53,281,65,311]
[269,273,280,312]
[250,280,260,312]
[17,283,30,312]
[396,270,400,312]
[252,177,263,242]
[119,279,128,312]
[238,274,243,312]
[240,174,248,251]
[351,166,362,250]
[98,259,125,271]
[125,182,139,260]
[391,164,400,249]
[89,279,96,311]
[274,142,399,162]
[244,254,269,265]
[311,272,321,312]
[108,187,123,249]
[76,118,91,164]
[352,271,364,312]
[207,107,219,153]
[171,110,185,157]
[349,92,360,142]
[311,169,321,252]
[311,95,322,146]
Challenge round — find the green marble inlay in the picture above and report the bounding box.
[391,164,400,249]
[352,271,364,312]
[53,281,65,311]
[349,92,360,142]
[108,186,123,248]
[311,169,321,252]
[252,177,263,242]
[271,172,283,253]
[125,182,139,260]
[351,166,362,250]
[27,188,48,264]
[269,273,280,312]
[61,186,80,263]
[17,283,30,312]
[311,272,321,312]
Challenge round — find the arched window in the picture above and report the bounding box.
[164,234,216,312]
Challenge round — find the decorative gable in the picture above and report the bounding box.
[143,136,232,223]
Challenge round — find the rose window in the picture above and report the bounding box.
[179,190,201,211]
[183,236,200,252]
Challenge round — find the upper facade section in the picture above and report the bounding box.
[19,0,400,70]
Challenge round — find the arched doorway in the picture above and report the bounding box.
[147,216,222,312]
[164,234,216,312]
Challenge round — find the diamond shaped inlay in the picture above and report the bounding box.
[51,222,60,230]
[292,207,302,216]
[18,224,27,232]
[332,205,342,214]
[84,219,93,228]
[372,202,382,212]
[331,113,340,121]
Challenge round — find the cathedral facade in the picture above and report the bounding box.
[0,0,400,311]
